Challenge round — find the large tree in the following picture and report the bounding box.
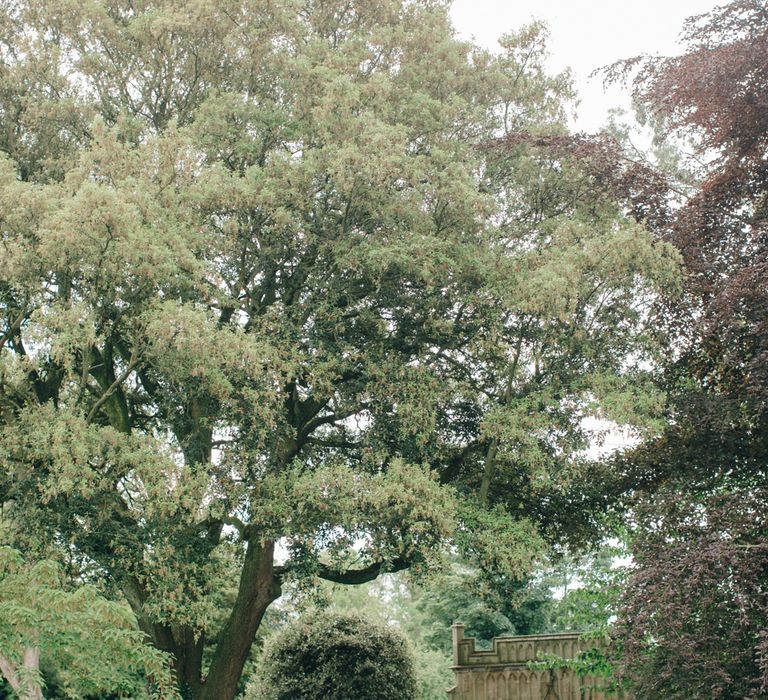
[0,1,675,697]
[606,2,768,696]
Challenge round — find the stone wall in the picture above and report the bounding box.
[447,624,621,700]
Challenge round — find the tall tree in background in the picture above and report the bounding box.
[0,1,676,697]
[608,1,768,696]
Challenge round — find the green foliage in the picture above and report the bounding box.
[409,645,454,700]
[246,611,417,700]
[523,546,629,700]
[455,502,545,586]
[257,460,458,580]
[323,578,454,700]
[253,575,453,700]
[545,546,626,633]
[0,547,178,699]
[528,637,623,698]
[410,542,627,656]
[0,0,680,696]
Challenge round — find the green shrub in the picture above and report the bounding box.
[248,611,417,700]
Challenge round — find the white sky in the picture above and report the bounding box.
[450,0,723,132]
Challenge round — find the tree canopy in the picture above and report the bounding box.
[0,0,680,697]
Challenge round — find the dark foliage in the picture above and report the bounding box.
[252,611,417,700]
[615,486,768,698]
[605,3,768,696]
[612,0,768,411]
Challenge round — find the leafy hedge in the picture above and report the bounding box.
[250,611,417,700]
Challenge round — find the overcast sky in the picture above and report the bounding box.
[450,0,723,132]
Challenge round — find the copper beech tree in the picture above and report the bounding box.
[0,1,677,697]
[606,1,768,696]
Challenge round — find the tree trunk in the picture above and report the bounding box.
[0,647,44,700]
[171,627,205,699]
[123,576,205,699]
[21,648,43,700]
[200,539,279,700]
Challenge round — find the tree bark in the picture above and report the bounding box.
[200,539,279,700]
[0,654,20,696]
[21,648,43,700]
[171,627,205,699]
[123,575,205,698]
[0,647,43,700]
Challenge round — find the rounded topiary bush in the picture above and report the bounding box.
[250,610,418,700]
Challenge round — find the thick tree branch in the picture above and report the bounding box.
[299,406,363,441]
[305,436,361,449]
[276,556,410,586]
[86,354,140,426]
[222,515,247,535]
[0,305,27,352]
[201,540,279,700]
[0,654,20,692]
[439,439,485,485]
